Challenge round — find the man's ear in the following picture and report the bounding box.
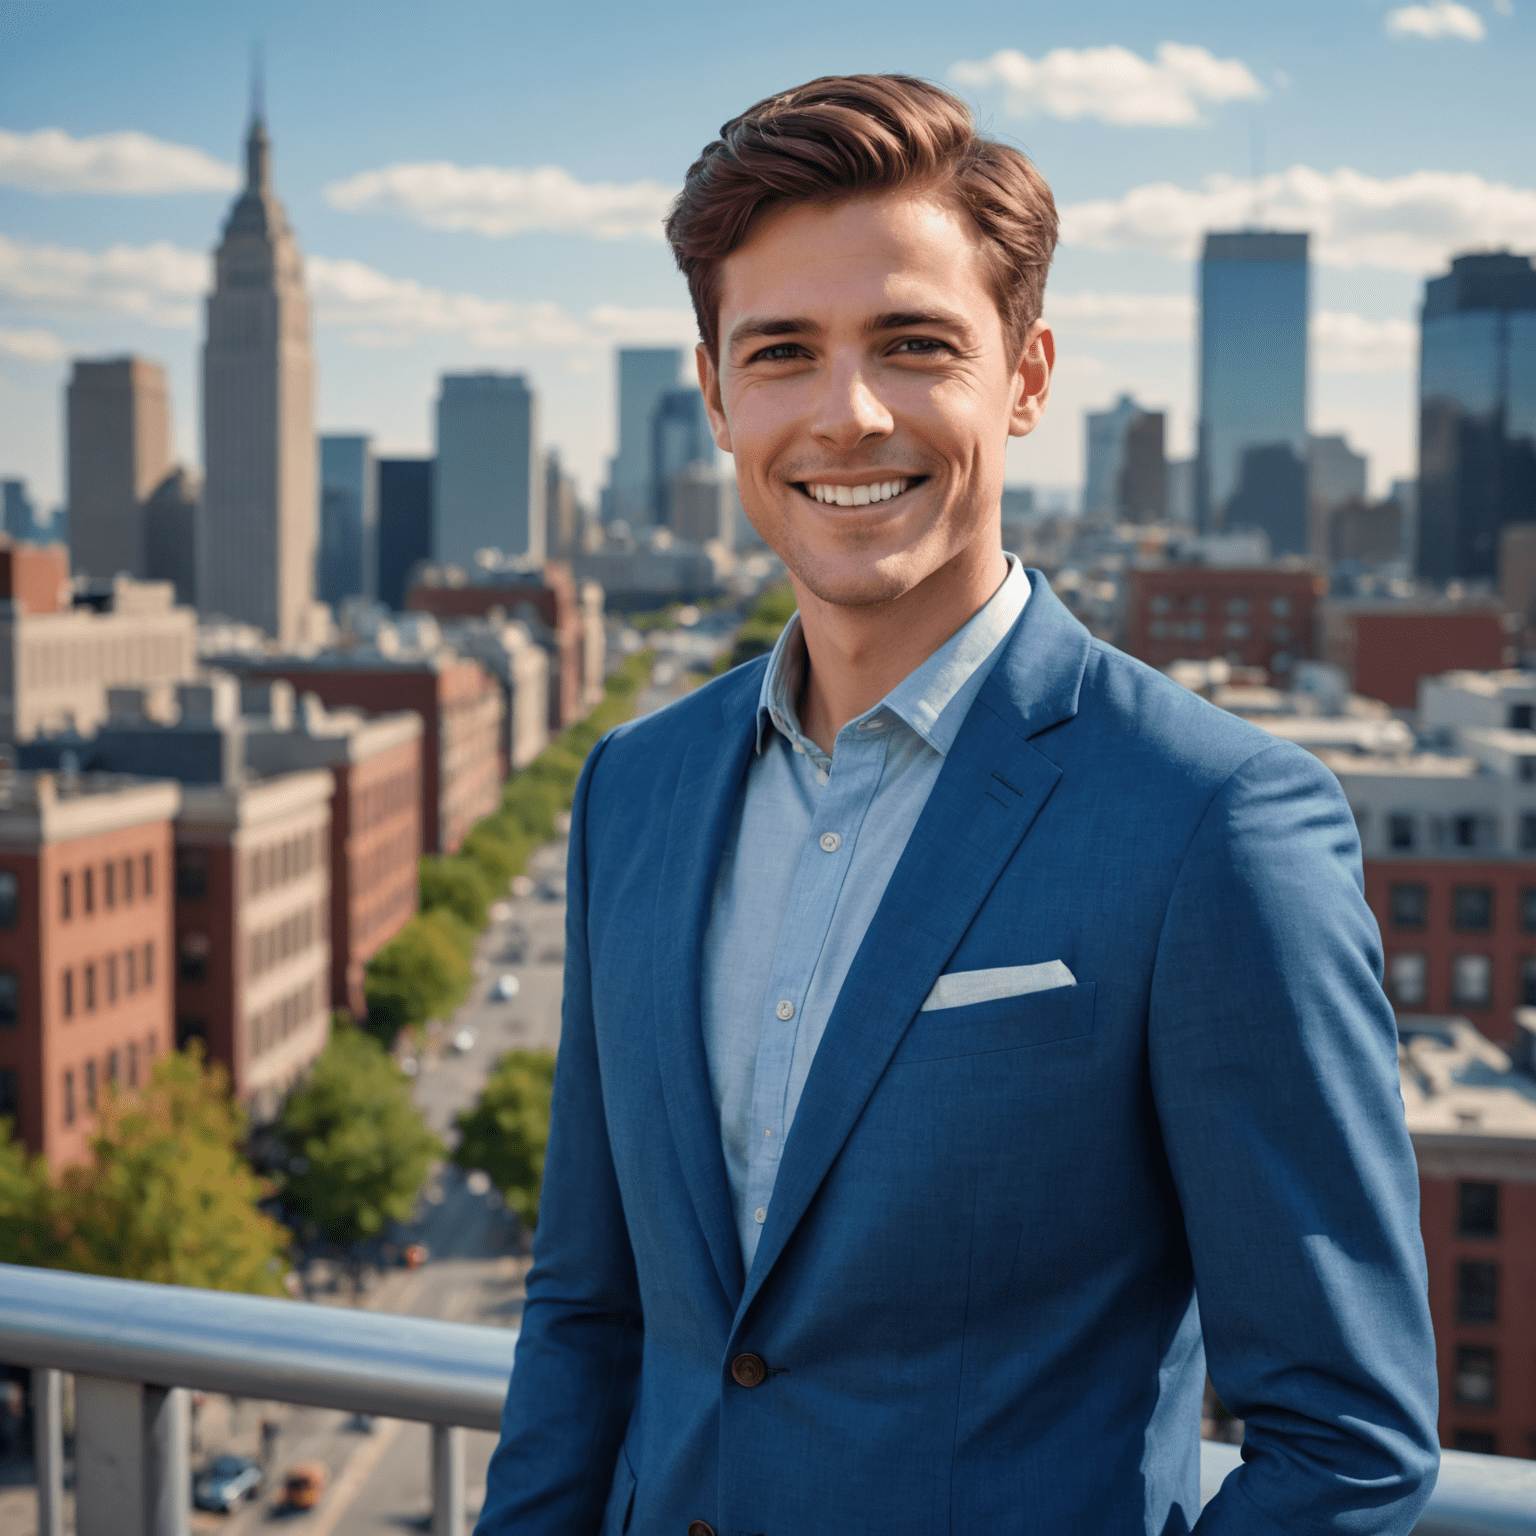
[1008,319,1054,440]
[697,342,733,454]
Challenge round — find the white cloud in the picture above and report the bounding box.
[0,128,237,196]
[0,326,67,364]
[1044,291,1194,340]
[323,162,677,241]
[1385,3,1486,40]
[1313,312,1417,372]
[950,42,1264,127]
[0,234,207,325]
[1059,164,1536,271]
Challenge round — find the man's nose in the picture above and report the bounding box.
[809,356,894,451]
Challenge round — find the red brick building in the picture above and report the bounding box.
[1320,598,1512,709]
[1125,566,1323,680]
[174,770,333,1122]
[223,650,502,856]
[1401,1016,1536,1458]
[0,771,178,1166]
[244,687,422,1016]
[0,539,69,615]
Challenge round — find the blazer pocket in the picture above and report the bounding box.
[890,982,1096,1064]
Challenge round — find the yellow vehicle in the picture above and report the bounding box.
[283,1461,328,1510]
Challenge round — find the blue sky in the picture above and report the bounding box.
[2,0,1532,510]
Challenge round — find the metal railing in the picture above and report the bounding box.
[4,1263,1535,1535]
[0,1262,519,1536]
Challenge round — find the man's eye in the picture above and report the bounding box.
[752,344,806,362]
[892,337,948,355]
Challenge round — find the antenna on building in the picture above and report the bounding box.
[249,40,265,127]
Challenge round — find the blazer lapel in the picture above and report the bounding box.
[652,666,761,1309]
[735,578,1093,1322]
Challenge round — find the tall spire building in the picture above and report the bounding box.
[200,88,316,641]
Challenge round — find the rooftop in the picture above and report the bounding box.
[1399,1015,1536,1145]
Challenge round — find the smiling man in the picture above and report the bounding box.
[475,76,1438,1536]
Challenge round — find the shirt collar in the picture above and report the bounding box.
[754,554,1031,759]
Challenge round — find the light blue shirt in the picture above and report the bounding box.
[701,557,1032,1268]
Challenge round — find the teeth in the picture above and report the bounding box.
[806,478,910,505]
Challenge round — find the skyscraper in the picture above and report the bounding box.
[433,373,543,568]
[1307,434,1368,560]
[143,466,200,607]
[652,387,715,525]
[1,481,36,543]
[318,434,377,605]
[377,458,433,612]
[1416,252,1536,584]
[545,449,582,559]
[1196,232,1309,555]
[66,356,172,578]
[1084,394,1165,522]
[609,348,683,527]
[200,97,317,641]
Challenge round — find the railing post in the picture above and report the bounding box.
[143,1386,190,1536]
[431,1422,465,1536]
[74,1375,146,1536]
[32,1368,63,1536]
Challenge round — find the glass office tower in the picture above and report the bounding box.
[376,457,432,612]
[1417,252,1536,584]
[317,434,376,605]
[609,348,684,528]
[433,372,543,568]
[1196,231,1310,555]
[652,388,715,525]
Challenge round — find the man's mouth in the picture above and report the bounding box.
[797,477,922,508]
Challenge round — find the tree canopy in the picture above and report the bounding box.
[452,1049,556,1228]
[276,1027,442,1249]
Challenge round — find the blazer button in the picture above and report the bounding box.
[730,1352,767,1388]
[687,1522,715,1536]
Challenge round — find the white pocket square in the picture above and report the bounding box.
[920,960,1076,1012]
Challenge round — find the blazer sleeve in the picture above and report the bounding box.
[1149,740,1440,1535]
[474,735,644,1535]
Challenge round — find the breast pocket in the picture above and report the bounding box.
[889,982,1096,1064]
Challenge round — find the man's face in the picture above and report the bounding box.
[699,189,1053,608]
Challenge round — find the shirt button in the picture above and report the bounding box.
[776,999,795,1020]
[754,1206,767,1223]
[819,831,841,852]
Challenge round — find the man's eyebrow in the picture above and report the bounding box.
[866,309,970,334]
[729,316,819,347]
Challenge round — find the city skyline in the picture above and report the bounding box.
[2,0,1534,514]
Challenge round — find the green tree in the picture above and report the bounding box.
[46,1048,289,1294]
[0,1122,54,1268]
[722,583,796,671]
[452,1050,556,1228]
[362,908,476,1046]
[418,853,493,931]
[276,1027,443,1248]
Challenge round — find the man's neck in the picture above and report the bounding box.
[793,540,1009,756]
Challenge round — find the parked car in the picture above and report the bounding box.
[493,974,520,1002]
[193,1454,263,1512]
[452,1026,477,1053]
[283,1461,328,1510]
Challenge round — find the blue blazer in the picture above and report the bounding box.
[476,576,1439,1535]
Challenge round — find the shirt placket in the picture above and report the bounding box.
[741,724,888,1256]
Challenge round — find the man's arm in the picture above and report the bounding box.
[474,736,643,1535]
[1150,741,1439,1535]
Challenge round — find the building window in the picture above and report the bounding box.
[62,968,73,1019]
[0,870,17,930]
[1522,759,1536,783]
[1509,703,1533,730]
[123,857,134,903]
[1150,594,1171,615]
[84,964,96,1010]
[1454,1345,1497,1408]
[0,971,18,1027]
[1458,1181,1499,1238]
[1226,596,1251,616]
[63,1069,75,1125]
[1390,883,1427,929]
[83,868,94,914]
[179,932,210,985]
[1271,596,1291,617]
[1451,953,1492,1008]
[1453,886,1493,931]
[128,1041,138,1088]
[176,849,208,901]
[1454,1429,1498,1455]
[104,862,115,909]
[106,955,117,1005]
[1522,956,1536,1006]
[175,1017,208,1051]
[0,1067,15,1127]
[85,1059,97,1111]
[106,1049,120,1085]
[1388,814,1415,850]
[1388,953,1427,1006]
[142,852,153,895]
[1523,889,1536,931]
[1457,1261,1498,1323]
[144,942,154,987]
[60,872,71,921]
[125,949,136,994]
[1523,815,1536,851]
[1453,815,1481,849]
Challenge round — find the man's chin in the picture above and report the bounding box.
[786,552,924,611]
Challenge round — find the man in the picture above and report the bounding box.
[476,76,1438,1534]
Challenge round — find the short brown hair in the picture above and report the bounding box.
[665,74,1058,360]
